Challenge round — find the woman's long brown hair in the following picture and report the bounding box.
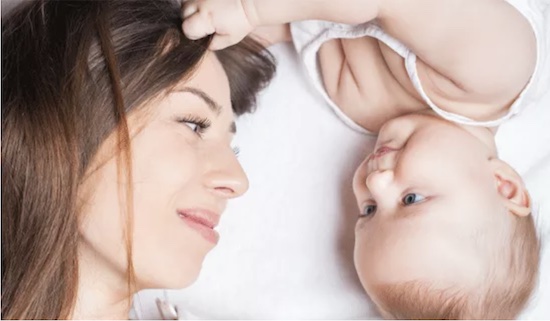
[1,1,275,319]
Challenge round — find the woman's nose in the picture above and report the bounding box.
[203,145,249,199]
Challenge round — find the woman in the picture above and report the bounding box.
[1,0,275,319]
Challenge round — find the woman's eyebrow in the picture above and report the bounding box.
[178,87,222,115]
[177,86,236,134]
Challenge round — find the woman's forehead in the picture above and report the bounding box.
[183,53,231,107]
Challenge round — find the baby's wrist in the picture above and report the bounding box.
[241,0,262,28]
[249,0,321,25]
[251,0,380,26]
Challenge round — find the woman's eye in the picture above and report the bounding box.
[402,193,426,205]
[360,204,377,218]
[177,116,211,136]
[232,146,240,156]
[184,122,200,132]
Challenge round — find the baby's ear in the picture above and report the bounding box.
[489,159,531,217]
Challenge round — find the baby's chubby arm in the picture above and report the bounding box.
[376,0,536,114]
[183,0,536,115]
[181,0,379,49]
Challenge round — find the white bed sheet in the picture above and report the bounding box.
[2,0,547,318]
[135,43,550,319]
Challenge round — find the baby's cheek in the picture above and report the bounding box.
[353,230,371,277]
[353,228,388,290]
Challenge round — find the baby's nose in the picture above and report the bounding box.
[366,169,394,198]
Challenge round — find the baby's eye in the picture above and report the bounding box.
[402,193,426,205]
[360,204,377,218]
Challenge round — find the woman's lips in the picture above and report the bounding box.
[177,209,220,244]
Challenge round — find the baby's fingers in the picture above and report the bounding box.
[182,12,215,40]
[182,0,198,19]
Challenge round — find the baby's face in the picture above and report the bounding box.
[352,112,514,303]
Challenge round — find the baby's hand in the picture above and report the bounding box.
[182,0,260,50]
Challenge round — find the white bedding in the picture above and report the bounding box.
[2,0,547,318]
[134,43,550,319]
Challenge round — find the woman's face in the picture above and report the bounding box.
[78,53,248,291]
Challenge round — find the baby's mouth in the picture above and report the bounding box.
[374,146,398,158]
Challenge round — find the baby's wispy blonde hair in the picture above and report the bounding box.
[374,215,540,319]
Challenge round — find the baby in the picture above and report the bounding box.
[182,0,547,318]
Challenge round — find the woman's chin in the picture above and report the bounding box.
[137,266,203,291]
